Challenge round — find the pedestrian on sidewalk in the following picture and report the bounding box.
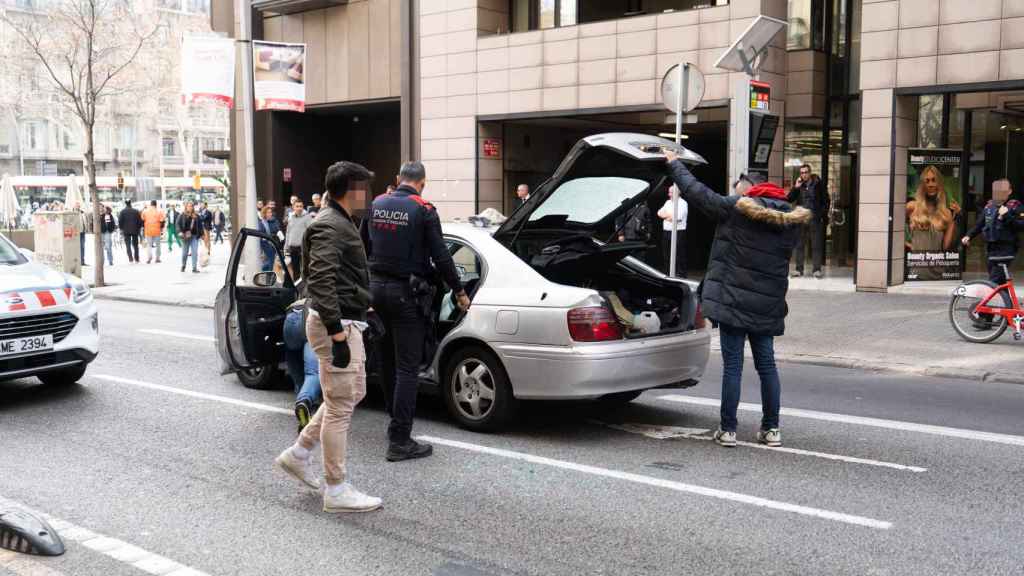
[118,200,142,263]
[361,161,470,462]
[199,202,214,265]
[75,203,92,266]
[788,164,829,279]
[141,200,165,264]
[309,193,322,214]
[283,300,322,431]
[100,205,117,266]
[285,198,313,282]
[963,178,1024,285]
[665,152,810,448]
[657,185,688,278]
[166,204,181,253]
[213,208,226,244]
[257,205,281,273]
[274,160,381,513]
[177,201,203,273]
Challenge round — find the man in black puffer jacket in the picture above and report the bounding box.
[665,152,810,449]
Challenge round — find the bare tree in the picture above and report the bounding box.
[3,0,157,286]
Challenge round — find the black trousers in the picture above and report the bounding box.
[662,230,686,277]
[988,259,1010,285]
[288,247,302,282]
[372,279,427,444]
[794,217,826,273]
[124,233,140,262]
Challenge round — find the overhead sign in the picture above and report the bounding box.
[181,36,236,107]
[253,41,306,112]
[661,63,705,114]
[750,80,771,110]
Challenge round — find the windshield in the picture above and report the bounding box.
[0,234,27,265]
[528,176,649,225]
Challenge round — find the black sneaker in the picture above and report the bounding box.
[295,399,312,431]
[386,439,434,462]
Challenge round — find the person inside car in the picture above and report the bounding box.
[664,151,810,449]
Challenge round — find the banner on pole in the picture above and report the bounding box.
[181,36,236,107]
[252,41,306,112]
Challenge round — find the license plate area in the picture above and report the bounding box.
[0,334,54,357]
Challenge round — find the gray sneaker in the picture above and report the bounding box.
[757,428,782,447]
[713,429,737,447]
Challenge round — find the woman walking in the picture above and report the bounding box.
[176,201,203,273]
[100,205,117,266]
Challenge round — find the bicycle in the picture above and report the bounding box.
[949,256,1024,343]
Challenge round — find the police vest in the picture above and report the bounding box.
[367,189,432,279]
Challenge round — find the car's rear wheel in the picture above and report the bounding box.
[37,364,87,386]
[443,345,516,432]
[237,364,278,389]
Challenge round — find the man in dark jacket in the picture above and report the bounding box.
[963,178,1024,285]
[665,151,810,448]
[274,160,381,514]
[117,200,143,263]
[788,164,829,278]
[361,161,470,462]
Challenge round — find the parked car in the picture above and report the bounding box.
[215,133,711,431]
[0,234,99,385]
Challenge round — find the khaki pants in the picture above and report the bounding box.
[297,312,367,485]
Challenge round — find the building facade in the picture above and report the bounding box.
[215,0,1024,292]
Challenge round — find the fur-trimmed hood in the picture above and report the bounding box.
[736,197,812,228]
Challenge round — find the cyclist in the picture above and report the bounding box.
[962,179,1024,286]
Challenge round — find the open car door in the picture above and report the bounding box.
[214,228,296,375]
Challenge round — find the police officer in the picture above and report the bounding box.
[963,178,1024,285]
[362,161,470,462]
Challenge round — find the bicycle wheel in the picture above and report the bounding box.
[949,281,1011,343]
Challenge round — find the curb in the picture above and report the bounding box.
[772,352,1024,385]
[92,292,215,310]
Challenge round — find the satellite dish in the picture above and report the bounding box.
[661,63,705,114]
[714,15,787,76]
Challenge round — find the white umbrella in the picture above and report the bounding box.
[0,173,19,229]
[65,174,84,209]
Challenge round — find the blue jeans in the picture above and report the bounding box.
[283,309,321,406]
[181,236,199,270]
[718,323,781,432]
[101,233,113,265]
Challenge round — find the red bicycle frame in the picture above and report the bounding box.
[973,263,1024,336]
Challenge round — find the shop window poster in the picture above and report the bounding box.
[905,149,963,281]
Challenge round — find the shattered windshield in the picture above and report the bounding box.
[528,177,649,225]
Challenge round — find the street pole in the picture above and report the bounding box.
[237,0,260,279]
[669,63,688,279]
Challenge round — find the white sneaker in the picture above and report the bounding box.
[757,428,782,447]
[274,447,320,490]
[323,483,382,513]
[713,429,737,447]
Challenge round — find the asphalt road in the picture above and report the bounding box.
[2,299,1024,576]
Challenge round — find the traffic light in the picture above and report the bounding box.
[193,172,201,191]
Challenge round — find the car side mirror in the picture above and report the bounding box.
[253,271,277,287]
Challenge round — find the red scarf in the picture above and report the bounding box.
[745,182,788,200]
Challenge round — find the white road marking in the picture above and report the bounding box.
[417,435,893,530]
[0,496,209,576]
[93,375,292,416]
[597,421,927,473]
[659,394,1024,448]
[137,329,216,343]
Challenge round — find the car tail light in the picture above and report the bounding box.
[567,307,623,342]
[694,304,706,330]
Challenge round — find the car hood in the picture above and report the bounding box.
[494,132,707,239]
[0,261,70,292]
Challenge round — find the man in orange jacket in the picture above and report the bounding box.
[141,200,166,264]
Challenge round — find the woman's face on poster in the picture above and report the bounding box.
[923,170,940,197]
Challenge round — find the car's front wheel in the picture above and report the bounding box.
[37,364,87,386]
[443,345,517,432]
[237,364,278,390]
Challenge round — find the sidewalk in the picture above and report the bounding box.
[82,235,229,309]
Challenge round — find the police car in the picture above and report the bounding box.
[0,233,99,385]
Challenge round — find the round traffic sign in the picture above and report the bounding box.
[661,63,705,114]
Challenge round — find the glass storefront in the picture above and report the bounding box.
[510,0,728,32]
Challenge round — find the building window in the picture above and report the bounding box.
[787,0,824,51]
[510,0,726,32]
[162,137,176,158]
[917,95,944,150]
[23,121,42,151]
